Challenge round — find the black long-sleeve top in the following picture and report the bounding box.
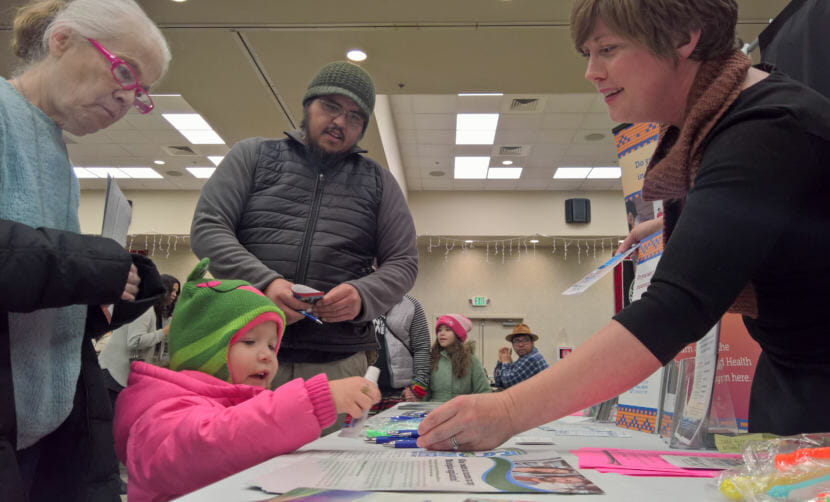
[614,69,830,435]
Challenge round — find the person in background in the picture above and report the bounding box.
[0,0,170,498]
[99,274,180,410]
[426,314,490,402]
[417,0,830,451]
[370,294,430,414]
[494,323,549,389]
[114,259,380,501]
[190,60,418,434]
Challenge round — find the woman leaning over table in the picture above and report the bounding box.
[0,0,170,499]
[418,0,830,452]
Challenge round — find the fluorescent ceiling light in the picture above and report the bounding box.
[153,160,165,165]
[502,160,513,165]
[553,167,592,179]
[346,49,367,62]
[529,239,540,243]
[587,167,622,179]
[85,167,130,178]
[149,93,182,97]
[207,156,225,166]
[456,113,499,145]
[76,167,162,179]
[162,113,225,145]
[487,167,522,179]
[73,167,97,179]
[187,167,216,179]
[454,156,489,179]
[465,240,474,243]
[458,92,504,96]
[120,168,163,179]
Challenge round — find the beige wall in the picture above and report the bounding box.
[411,241,617,371]
[408,190,627,237]
[79,189,628,238]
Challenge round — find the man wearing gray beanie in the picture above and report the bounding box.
[191,61,418,434]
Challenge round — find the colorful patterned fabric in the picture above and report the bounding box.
[168,258,285,382]
[494,347,549,389]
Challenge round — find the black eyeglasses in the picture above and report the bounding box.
[512,337,531,344]
[318,98,366,129]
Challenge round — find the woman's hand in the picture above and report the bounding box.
[120,264,141,302]
[401,387,419,402]
[616,217,663,256]
[417,392,516,451]
[328,376,381,418]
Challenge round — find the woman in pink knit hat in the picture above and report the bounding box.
[426,314,491,402]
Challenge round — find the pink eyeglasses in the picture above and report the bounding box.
[87,38,154,114]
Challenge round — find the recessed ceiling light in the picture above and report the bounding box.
[487,167,522,179]
[186,167,216,179]
[171,0,186,3]
[456,113,499,145]
[207,156,224,166]
[153,160,165,165]
[553,167,592,179]
[346,49,367,62]
[587,167,622,179]
[429,170,445,177]
[502,160,513,165]
[529,239,540,244]
[465,240,474,244]
[584,133,605,141]
[454,156,489,179]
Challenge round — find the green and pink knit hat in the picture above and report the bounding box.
[168,258,286,382]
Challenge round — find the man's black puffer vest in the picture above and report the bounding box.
[236,137,382,358]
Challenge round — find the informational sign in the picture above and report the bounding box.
[101,175,132,247]
[470,296,489,307]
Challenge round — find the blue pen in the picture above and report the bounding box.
[383,439,419,448]
[389,414,427,421]
[364,436,400,444]
[300,310,323,325]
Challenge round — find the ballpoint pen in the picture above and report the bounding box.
[385,439,419,448]
[299,310,323,325]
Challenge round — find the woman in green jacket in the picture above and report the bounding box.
[426,314,490,402]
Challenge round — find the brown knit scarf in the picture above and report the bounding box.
[641,50,758,317]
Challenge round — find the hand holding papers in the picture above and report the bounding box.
[562,245,639,295]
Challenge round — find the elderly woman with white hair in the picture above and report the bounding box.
[0,0,170,498]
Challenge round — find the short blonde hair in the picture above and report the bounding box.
[570,0,740,60]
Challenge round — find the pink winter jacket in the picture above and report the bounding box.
[113,361,337,501]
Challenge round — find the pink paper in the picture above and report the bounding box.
[570,448,740,478]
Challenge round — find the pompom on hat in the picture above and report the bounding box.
[436,314,472,343]
[505,323,538,342]
[302,61,376,128]
[168,258,286,382]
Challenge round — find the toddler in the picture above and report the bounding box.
[113,259,380,501]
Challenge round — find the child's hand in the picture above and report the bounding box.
[328,377,380,417]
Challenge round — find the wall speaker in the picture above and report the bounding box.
[565,198,591,223]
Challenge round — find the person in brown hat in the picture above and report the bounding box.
[493,323,549,389]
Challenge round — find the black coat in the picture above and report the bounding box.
[0,219,164,501]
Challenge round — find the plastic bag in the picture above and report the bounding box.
[716,433,830,501]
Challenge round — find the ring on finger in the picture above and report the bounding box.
[450,435,459,451]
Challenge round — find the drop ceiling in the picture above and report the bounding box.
[0,0,788,192]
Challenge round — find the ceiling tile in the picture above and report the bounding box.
[414,114,455,131]
[410,95,457,113]
[545,94,595,113]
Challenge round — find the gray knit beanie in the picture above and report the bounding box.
[302,61,376,124]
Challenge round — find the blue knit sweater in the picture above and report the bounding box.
[0,78,86,449]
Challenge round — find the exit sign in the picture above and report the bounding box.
[470,296,489,307]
